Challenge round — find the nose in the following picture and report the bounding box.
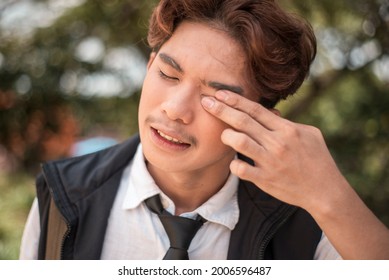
[160,86,196,124]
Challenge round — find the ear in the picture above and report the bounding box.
[147,52,157,69]
[269,108,281,116]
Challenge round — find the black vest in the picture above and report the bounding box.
[36,135,322,259]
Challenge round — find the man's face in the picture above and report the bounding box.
[138,21,250,176]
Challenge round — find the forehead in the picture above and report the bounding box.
[164,21,245,65]
[158,21,250,90]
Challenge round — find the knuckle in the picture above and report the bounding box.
[284,123,300,138]
[233,160,250,177]
[300,124,324,142]
[235,135,251,151]
[247,103,260,118]
[212,102,224,115]
[231,113,251,128]
[307,125,326,144]
[309,126,322,137]
[277,122,300,143]
[228,94,240,107]
[273,141,288,157]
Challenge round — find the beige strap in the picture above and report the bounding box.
[45,198,68,259]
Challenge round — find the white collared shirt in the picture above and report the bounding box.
[19,144,341,259]
[100,144,239,259]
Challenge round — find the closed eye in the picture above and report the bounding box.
[159,70,179,81]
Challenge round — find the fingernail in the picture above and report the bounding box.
[201,96,215,109]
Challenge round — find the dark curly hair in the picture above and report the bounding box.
[147,0,316,108]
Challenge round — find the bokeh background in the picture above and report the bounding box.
[0,0,388,259]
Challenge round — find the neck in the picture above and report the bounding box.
[147,162,231,215]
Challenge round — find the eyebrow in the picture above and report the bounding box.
[207,81,244,95]
[159,53,183,73]
[158,52,244,95]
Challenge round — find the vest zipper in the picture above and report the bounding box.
[257,206,296,259]
[47,185,72,259]
[59,224,71,259]
[43,168,74,259]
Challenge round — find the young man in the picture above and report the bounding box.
[20,0,389,260]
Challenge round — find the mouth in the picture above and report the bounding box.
[156,129,186,144]
[150,127,192,150]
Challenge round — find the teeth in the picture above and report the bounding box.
[157,130,184,144]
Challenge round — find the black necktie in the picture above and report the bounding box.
[144,194,206,260]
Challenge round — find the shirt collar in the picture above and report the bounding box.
[123,144,240,230]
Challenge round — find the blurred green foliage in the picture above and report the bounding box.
[0,174,35,259]
[0,0,388,259]
[278,0,389,226]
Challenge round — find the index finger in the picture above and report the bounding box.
[213,90,284,130]
[201,94,275,148]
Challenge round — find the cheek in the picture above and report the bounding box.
[196,111,229,143]
[139,75,163,114]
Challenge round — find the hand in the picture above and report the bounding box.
[202,90,389,259]
[201,90,347,212]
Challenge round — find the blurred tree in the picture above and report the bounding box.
[278,0,389,225]
[0,0,388,224]
[0,0,156,172]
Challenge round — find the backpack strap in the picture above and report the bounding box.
[45,198,67,259]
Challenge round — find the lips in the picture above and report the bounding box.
[150,127,191,150]
[156,129,186,144]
